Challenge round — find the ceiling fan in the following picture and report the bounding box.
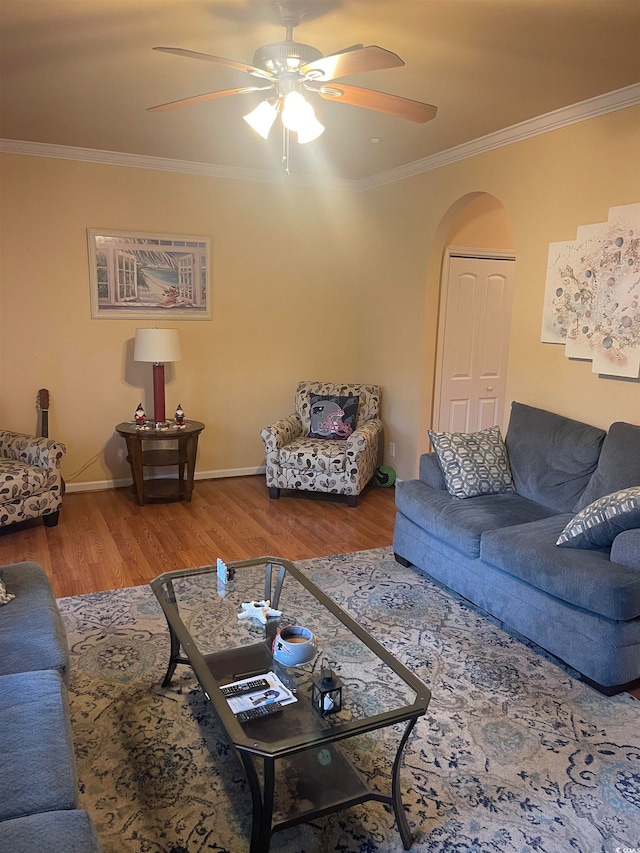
[148,0,437,170]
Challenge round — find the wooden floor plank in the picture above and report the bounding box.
[0,476,396,597]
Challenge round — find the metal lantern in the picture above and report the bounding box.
[311,667,343,717]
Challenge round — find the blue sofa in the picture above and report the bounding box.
[393,403,640,695]
[0,561,102,852]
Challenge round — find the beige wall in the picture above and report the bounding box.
[355,106,640,476]
[446,193,515,249]
[0,156,365,487]
[1,105,639,487]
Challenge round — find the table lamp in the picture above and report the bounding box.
[134,328,182,425]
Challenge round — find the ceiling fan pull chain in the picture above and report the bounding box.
[282,125,291,175]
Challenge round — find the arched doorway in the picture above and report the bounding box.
[433,194,516,434]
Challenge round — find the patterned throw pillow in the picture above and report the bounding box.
[428,425,515,499]
[0,578,15,606]
[556,486,640,550]
[308,394,359,439]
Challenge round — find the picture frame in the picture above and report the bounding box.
[88,229,211,320]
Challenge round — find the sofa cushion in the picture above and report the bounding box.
[396,479,557,558]
[279,436,347,473]
[557,487,640,550]
[308,394,359,439]
[0,561,69,679]
[0,810,102,853]
[577,421,640,509]
[481,515,640,620]
[0,458,48,500]
[611,529,640,570]
[0,669,78,822]
[419,452,447,490]
[505,402,605,512]
[428,426,515,499]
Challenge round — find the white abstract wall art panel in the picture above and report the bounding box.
[541,203,640,378]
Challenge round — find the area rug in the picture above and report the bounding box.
[58,547,640,853]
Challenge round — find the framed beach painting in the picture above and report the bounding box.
[88,230,211,319]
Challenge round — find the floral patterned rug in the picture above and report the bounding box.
[58,547,640,853]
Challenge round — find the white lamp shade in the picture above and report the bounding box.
[281,91,309,132]
[243,100,279,140]
[296,111,325,144]
[281,91,325,143]
[134,328,182,363]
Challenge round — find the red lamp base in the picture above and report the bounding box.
[152,363,166,424]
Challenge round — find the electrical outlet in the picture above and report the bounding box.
[389,442,396,458]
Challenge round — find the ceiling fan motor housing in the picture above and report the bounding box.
[253,41,323,75]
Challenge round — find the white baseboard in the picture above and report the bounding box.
[64,466,267,494]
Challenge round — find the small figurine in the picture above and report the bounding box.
[175,403,185,426]
[237,599,282,626]
[134,403,146,426]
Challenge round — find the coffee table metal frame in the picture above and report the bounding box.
[151,557,431,853]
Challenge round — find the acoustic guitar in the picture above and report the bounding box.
[36,388,66,495]
[36,388,50,439]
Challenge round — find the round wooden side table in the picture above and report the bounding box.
[115,420,205,505]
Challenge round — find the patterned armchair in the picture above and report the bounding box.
[0,430,66,528]
[260,381,382,507]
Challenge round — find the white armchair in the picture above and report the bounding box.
[260,381,382,507]
[0,430,66,528]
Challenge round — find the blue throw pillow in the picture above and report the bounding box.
[308,394,359,439]
[556,486,640,550]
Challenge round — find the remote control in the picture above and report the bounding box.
[235,701,283,723]
[220,678,270,697]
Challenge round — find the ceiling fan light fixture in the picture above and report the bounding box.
[296,112,325,144]
[281,91,309,131]
[151,17,439,173]
[281,91,324,143]
[243,99,279,139]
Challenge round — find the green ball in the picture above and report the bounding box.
[374,465,396,487]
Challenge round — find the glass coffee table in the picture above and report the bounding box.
[151,557,431,853]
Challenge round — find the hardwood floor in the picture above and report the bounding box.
[1,475,637,699]
[0,476,397,598]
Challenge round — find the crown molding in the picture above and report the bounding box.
[355,83,640,192]
[1,84,638,192]
[0,138,358,192]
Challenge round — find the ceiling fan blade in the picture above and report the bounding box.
[312,82,437,123]
[153,47,273,80]
[333,44,365,53]
[301,45,404,82]
[147,85,275,113]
